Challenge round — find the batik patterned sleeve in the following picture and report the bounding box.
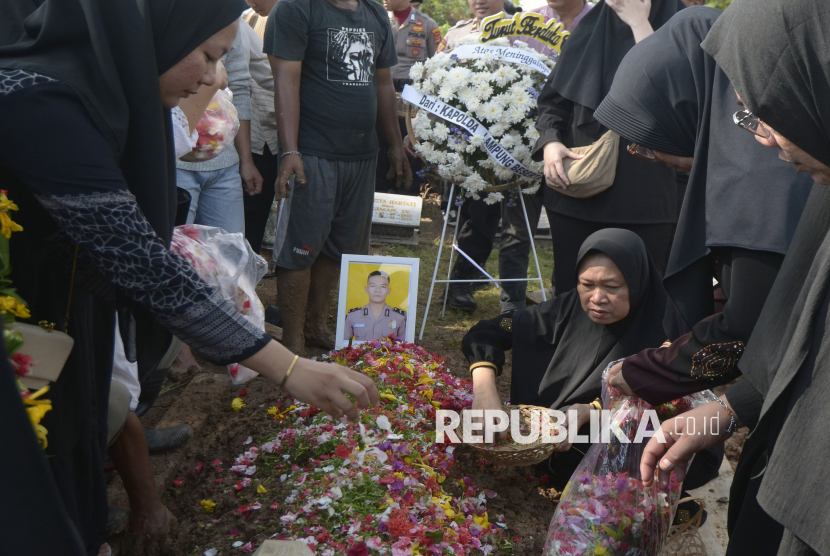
[34,191,270,365]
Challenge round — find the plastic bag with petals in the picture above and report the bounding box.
[543,361,716,556]
[170,224,267,384]
[179,88,239,162]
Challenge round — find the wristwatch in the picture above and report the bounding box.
[713,397,739,433]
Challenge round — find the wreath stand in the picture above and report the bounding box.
[405,104,548,340]
[417,181,547,339]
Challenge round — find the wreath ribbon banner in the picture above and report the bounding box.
[402,85,543,182]
[450,44,551,77]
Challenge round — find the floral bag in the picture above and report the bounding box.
[543,363,716,556]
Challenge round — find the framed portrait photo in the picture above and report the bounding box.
[335,255,420,348]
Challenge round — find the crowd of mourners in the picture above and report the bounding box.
[1,0,829,554]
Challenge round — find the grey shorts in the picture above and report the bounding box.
[276,155,377,270]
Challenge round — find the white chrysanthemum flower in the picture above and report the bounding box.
[490,122,509,137]
[492,65,519,87]
[495,166,514,181]
[414,114,432,134]
[457,87,478,106]
[484,191,504,205]
[524,124,540,142]
[477,83,494,99]
[477,101,502,123]
[448,138,467,152]
[523,182,541,195]
[430,68,449,87]
[513,144,531,160]
[473,58,490,71]
[409,62,425,82]
[421,80,436,94]
[505,106,527,125]
[471,73,490,88]
[461,172,488,192]
[465,144,478,154]
[446,67,473,89]
[470,135,485,148]
[437,85,456,101]
[432,122,449,141]
[466,97,482,111]
[500,134,517,150]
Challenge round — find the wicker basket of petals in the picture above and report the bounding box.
[458,404,560,467]
[659,497,708,556]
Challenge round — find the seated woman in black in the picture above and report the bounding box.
[462,228,723,490]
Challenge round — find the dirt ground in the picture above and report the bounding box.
[130,191,744,555]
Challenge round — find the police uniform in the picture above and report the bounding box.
[437,18,480,54]
[389,7,441,84]
[343,304,407,342]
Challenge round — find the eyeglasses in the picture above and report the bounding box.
[733,110,772,139]
[627,143,657,161]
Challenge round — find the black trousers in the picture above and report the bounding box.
[454,189,544,311]
[245,144,279,253]
[549,211,675,293]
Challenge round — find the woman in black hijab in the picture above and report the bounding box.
[463,229,721,488]
[589,7,812,405]
[640,2,830,554]
[0,1,378,554]
[532,0,684,293]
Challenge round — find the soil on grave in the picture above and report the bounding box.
[153,192,745,555]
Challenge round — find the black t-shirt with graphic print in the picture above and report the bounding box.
[265,0,397,160]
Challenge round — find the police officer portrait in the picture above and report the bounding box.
[335,256,420,347]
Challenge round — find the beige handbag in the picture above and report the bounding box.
[548,130,620,199]
[15,322,74,389]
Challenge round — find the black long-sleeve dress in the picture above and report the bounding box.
[531,0,685,290]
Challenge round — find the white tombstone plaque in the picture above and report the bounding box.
[372,193,422,227]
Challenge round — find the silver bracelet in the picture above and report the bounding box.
[713,397,738,433]
[281,150,301,159]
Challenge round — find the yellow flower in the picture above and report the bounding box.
[257,484,267,494]
[0,211,22,239]
[0,296,30,318]
[422,389,434,401]
[200,499,217,513]
[595,546,608,556]
[22,385,51,449]
[415,374,434,386]
[473,512,490,529]
[267,406,278,416]
[33,424,49,449]
[231,397,246,411]
[0,198,20,212]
